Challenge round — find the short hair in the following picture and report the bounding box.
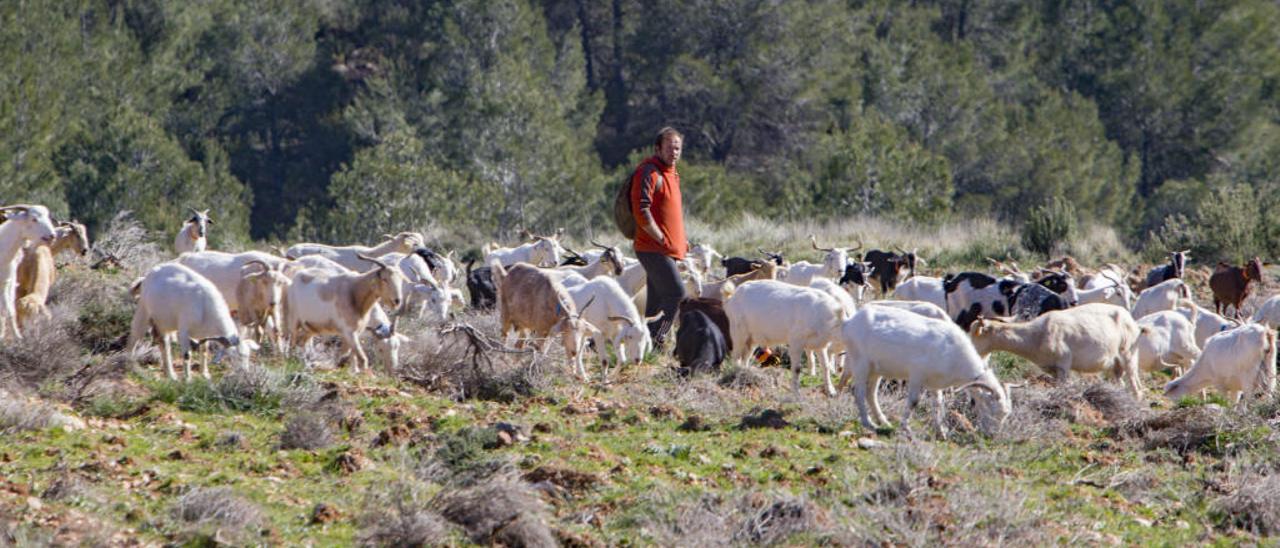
[654,127,683,148]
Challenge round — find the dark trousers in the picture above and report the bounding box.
[636,251,686,343]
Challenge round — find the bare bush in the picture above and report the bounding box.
[397,318,549,402]
[0,393,54,432]
[280,412,334,450]
[48,269,134,354]
[1213,470,1280,536]
[171,487,266,544]
[356,481,452,547]
[0,313,84,394]
[434,472,555,547]
[215,365,322,412]
[1116,404,1261,456]
[91,210,163,275]
[638,491,828,546]
[733,496,820,545]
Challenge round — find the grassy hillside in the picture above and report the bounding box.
[2,216,1278,546]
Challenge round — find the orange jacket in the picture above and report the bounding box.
[630,155,686,259]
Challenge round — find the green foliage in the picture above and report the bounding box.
[1022,197,1078,256]
[0,0,1279,253]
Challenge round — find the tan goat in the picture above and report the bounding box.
[491,261,600,373]
[698,260,779,301]
[16,221,89,328]
[282,254,405,373]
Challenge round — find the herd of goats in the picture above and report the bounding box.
[2,203,1279,436]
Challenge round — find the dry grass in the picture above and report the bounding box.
[0,313,85,394]
[1213,466,1280,536]
[0,392,55,432]
[435,472,556,547]
[356,481,452,547]
[90,210,164,276]
[170,487,266,544]
[280,411,335,451]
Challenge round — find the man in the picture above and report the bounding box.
[630,127,687,344]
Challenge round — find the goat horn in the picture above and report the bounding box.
[607,315,632,324]
[356,253,387,268]
[957,381,998,395]
[590,239,609,250]
[809,234,833,253]
[848,238,863,252]
[577,295,597,315]
[242,260,269,273]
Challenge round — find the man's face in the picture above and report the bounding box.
[658,136,682,166]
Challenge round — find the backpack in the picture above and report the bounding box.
[612,163,663,239]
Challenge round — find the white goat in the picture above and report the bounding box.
[563,277,656,378]
[177,251,290,316]
[174,208,212,255]
[725,280,845,395]
[1135,310,1201,374]
[1249,294,1280,328]
[1178,301,1238,348]
[482,229,565,268]
[687,242,723,276]
[129,263,258,380]
[864,300,951,322]
[379,252,461,323]
[0,205,58,340]
[837,305,1011,437]
[286,232,426,272]
[776,235,854,287]
[1078,268,1132,309]
[233,260,293,349]
[1165,324,1276,403]
[1131,278,1191,319]
[892,276,947,311]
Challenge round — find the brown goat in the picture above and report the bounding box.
[491,262,599,375]
[1209,257,1265,320]
[15,221,89,328]
[699,261,779,301]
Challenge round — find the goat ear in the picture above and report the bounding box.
[646,310,665,324]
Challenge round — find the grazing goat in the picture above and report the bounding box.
[1178,301,1238,348]
[1209,257,1264,319]
[892,276,946,311]
[490,261,600,378]
[968,303,1143,397]
[282,254,407,370]
[563,277,656,377]
[697,261,779,301]
[838,305,1011,437]
[1131,278,1191,319]
[943,272,1022,330]
[673,309,727,377]
[1165,324,1276,403]
[677,297,732,352]
[864,246,922,295]
[286,232,426,272]
[282,254,405,373]
[0,205,58,340]
[379,252,460,322]
[465,259,497,310]
[725,280,844,395]
[16,220,89,329]
[1145,250,1188,289]
[483,229,565,268]
[174,208,212,254]
[1135,310,1201,375]
[129,263,257,380]
[558,240,625,280]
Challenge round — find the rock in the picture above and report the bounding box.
[856,438,883,450]
[739,409,789,430]
[310,503,340,525]
[48,412,85,431]
[649,404,682,420]
[372,424,411,447]
[677,416,711,432]
[26,497,42,511]
[331,449,370,475]
[1133,518,1153,528]
[493,422,530,443]
[166,450,187,461]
